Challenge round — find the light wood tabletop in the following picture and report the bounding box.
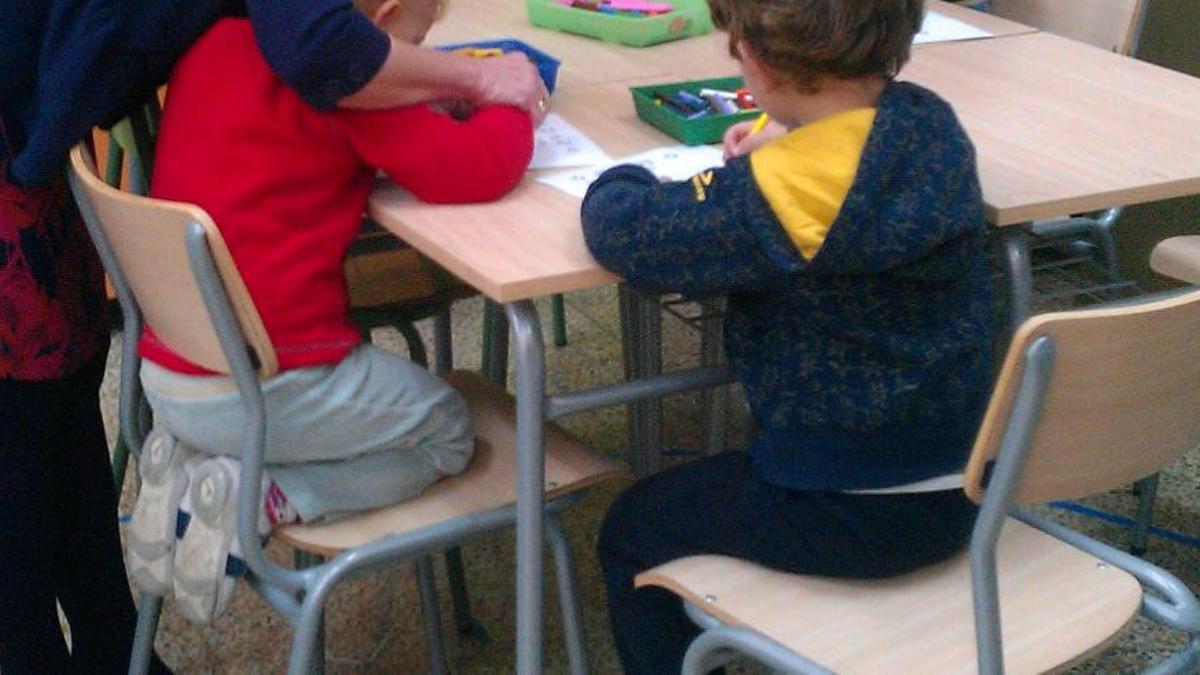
[428,1,1033,88]
[902,30,1200,226]
[369,0,1200,303]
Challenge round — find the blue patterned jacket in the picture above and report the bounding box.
[582,81,994,491]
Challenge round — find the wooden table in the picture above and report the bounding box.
[373,0,1037,305]
[368,4,1200,672]
[903,30,1200,323]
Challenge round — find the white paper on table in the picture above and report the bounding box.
[529,113,613,170]
[536,144,726,199]
[913,10,992,45]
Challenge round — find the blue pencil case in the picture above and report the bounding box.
[436,39,561,93]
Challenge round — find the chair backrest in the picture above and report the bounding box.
[68,145,278,377]
[988,0,1148,54]
[965,287,1200,504]
[1151,236,1200,286]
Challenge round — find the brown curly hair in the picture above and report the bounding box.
[707,0,924,91]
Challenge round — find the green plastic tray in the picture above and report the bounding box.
[631,76,760,145]
[525,0,713,47]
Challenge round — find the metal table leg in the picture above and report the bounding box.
[503,296,739,673]
[1000,226,1033,338]
[635,292,663,474]
[619,283,657,473]
[505,300,548,674]
[485,300,510,386]
[699,297,726,455]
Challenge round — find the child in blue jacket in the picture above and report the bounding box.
[582,0,994,671]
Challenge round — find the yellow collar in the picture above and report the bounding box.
[749,108,877,260]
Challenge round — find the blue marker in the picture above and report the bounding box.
[674,90,709,113]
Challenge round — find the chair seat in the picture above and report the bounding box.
[276,370,626,557]
[636,518,1142,674]
[1150,235,1200,285]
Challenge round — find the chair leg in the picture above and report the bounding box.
[127,107,155,194]
[288,589,331,675]
[1085,219,1123,283]
[310,613,326,675]
[442,547,487,643]
[681,634,735,675]
[104,143,126,187]
[636,292,663,474]
[396,320,429,369]
[415,556,450,675]
[619,286,651,476]
[433,306,453,374]
[547,515,588,675]
[112,434,131,490]
[699,298,726,456]
[1131,473,1160,555]
[293,551,326,674]
[426,308,485,646]
[129,592,164,675]
[551,293,568,347]
[481,301,494,375]
[482,300,508,386]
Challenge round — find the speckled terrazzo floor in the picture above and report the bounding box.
[95,274,1200,674]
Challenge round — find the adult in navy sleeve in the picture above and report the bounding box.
[0,0,546,671]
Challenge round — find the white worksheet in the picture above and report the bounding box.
[529,113,612,170]
[913,10,992,45]
[536,144,725,199]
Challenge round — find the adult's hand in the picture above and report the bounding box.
[339,39,550,125]
[471,52,551,125]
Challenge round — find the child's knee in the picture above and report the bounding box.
[422,387,474,475]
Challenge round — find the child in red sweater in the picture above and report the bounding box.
[128,0,535,623]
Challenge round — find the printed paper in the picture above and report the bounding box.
[914,10,992,45]
[537,144,725,198]
[530,113,613,170]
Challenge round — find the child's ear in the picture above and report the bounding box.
[372,0,403,26]
[736,41,783,92]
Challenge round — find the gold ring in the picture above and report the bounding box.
[537,97,548,113]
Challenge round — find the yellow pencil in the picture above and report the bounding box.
[749,113,770,135]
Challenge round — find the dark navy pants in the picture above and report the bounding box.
[0,354,145,674]
[597,450,977,674]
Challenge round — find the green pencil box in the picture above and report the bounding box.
[525,0,713,47]
[631,76,759,145]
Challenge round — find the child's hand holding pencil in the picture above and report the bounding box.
[722,112,783,160]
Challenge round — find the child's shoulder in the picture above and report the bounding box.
[177,18,259,72]
[875,81,971,144]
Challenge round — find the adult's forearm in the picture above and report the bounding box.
[247,0,546,117]
[339,37,550,124]
[338,37,482,109]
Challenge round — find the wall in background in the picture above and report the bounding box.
[1116,0,1200,288]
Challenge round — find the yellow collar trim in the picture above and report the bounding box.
[749,108,876,261]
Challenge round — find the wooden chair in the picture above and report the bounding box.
[67,145,624,674]
[101,101,500,634]
[1152,235,1200,286]
[90,97,165,499]
[988,0,1151,304]
[989,0,1148,54]
[636,250,1200,674]
[1117,234,1200,554]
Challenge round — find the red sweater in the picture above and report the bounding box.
[142,18,533,373]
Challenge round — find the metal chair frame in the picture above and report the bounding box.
[1001,0,1152,304]
[70,165,594,674]
[671,327,1200,674]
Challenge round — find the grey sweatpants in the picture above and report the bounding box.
[141,345,473,522]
